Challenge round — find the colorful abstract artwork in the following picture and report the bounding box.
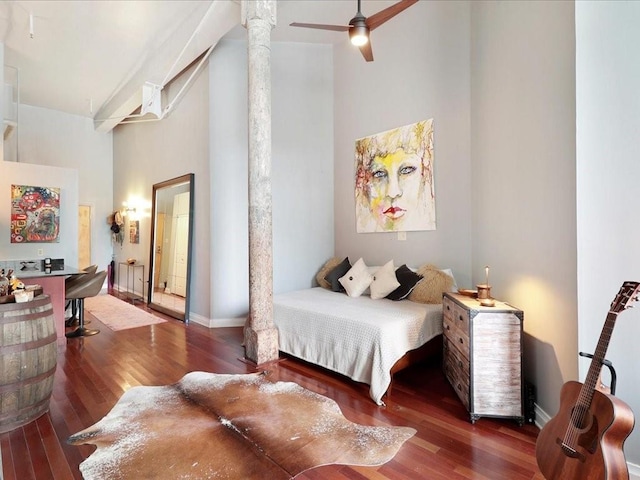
[11,185,60,243]
[355,119,435,233]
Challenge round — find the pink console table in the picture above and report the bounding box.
[20,267,84,341]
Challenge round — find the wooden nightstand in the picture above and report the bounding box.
[442,292,524,425]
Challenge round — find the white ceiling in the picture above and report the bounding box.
[0,0,402,127]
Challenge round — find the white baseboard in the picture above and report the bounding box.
[535,403,640,478]
[187,313,244,328]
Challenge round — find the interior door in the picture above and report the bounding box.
[172,214,189,297]
[153,213,165,290]
[78,205,91,269]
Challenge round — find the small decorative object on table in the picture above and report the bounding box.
[457,289,477,298]
[476,265,491,300]
[0,268,42,304]
[0,269,9,296]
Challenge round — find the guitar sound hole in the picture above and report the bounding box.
[570,405,590,429]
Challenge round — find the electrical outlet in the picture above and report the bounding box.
[37,249,44,256]
[397,232,407,241]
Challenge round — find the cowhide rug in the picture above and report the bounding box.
[68,371,415,479]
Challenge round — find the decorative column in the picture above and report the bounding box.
[242,0,279,365]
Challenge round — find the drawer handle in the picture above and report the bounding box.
[446,305,451,311]
[458,315,463,322]
[459,338,464,345]
[458,360,462,368]
[457,383,462,391]
[446,325,450,331]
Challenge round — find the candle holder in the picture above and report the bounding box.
[476,284,491,300]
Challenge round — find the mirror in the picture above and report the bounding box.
[148,174,194,321]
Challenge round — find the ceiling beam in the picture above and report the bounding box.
[94,1,240,132]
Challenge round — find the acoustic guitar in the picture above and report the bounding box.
[536,281,639,480]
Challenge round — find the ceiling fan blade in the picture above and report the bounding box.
[365,0,419,31]
[359,41,374,62]
[289,22,350,32]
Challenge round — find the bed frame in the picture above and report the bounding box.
[386,333,443,398]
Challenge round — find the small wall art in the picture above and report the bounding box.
[11,184,61,243]
[354,119,435,233]
[129,220,139,244]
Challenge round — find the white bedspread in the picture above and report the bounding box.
[273,287,443,405]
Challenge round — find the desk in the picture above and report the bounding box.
[19,267,84,341]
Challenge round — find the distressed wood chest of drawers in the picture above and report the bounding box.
[442,292,524,425]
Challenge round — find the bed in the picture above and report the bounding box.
[273,287,443,405]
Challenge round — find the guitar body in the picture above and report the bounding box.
[536,381,635,480]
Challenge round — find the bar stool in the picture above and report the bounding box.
[65,265,97,327]
[65,270,107,338]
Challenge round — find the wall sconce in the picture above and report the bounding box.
[121,201,138,220]
[122,197,152,220]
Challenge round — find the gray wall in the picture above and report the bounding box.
[113,39,334,326]
[577,1,640,466]
[333,0,473,285]
[113,63,211,321]
[208,39,334,323]
[2,105,112,271]
[470,0,578,418]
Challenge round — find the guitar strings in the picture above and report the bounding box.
[563,315,616,449]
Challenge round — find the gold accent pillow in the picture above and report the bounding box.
[408,264,454,304]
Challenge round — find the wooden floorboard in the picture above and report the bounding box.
[0,295,542,479]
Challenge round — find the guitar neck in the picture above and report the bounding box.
[577,311,618,409]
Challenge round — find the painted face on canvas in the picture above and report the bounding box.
[367,148,423,230]
[354,119,436,233]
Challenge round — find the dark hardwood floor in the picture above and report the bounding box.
[1,295,543,479]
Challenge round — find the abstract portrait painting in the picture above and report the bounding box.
[11,184,61,243]
[355,119,435,233]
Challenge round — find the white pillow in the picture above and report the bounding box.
[370,261,401,300]
[441,268,458,291]
[339,258,373,297]
[409,266,458,292]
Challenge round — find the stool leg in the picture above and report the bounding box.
[65,299,91,328]
[65,298,100,338]
[65,299,78,327]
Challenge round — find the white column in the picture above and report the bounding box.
[242,0,279,365]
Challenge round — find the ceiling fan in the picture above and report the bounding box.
[289,0,418,62]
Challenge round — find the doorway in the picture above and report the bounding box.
[78,205,91,269]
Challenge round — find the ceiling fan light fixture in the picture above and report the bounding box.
[349,24,369,46]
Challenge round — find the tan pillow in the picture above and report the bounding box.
[408,264,454,304]
[316,257,343,289]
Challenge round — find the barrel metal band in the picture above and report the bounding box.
[0,395,51,422]
[0,332,57,354]
[0,307,55,325]
[0,364,57,395]
[0,295,50,314]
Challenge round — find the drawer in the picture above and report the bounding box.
[443,337,470,410]
[443,320,470,360]
[444,336,470,379]
[451,302,470,333]
[444,297,470,331]
[443,296,455,321]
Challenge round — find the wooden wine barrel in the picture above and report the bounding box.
[0,295,57,433]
